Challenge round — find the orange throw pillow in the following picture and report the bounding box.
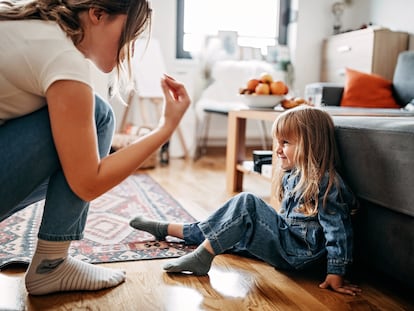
[340,68,400,108]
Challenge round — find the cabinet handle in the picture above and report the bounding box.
[337,45,351,53]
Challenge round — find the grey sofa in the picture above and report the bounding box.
[316,51,414,289]
[334,116,414,289]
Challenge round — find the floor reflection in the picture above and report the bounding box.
[163,285,204,311]
[208,267,252,298]
[162,265,255,310]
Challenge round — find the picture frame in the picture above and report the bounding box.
[218,30,239,59]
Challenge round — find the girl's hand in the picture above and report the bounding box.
[319,274,361,296]
[158,75,191,131]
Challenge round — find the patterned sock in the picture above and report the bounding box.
[129,216,169,240]
[163,245,214,275]
[25,239,126,295]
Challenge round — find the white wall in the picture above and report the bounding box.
[368,0,414,34]
[291,0,370,95]
[367,0,414,50]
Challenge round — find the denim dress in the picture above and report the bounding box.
[182,170,355,275]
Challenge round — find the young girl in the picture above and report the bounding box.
[130,106,361,296]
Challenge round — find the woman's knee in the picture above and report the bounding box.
[94,94,115,134]
[94,95,115,156]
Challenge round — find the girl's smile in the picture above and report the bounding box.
[276,138,297,171]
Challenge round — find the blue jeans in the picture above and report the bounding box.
[0,95,115,241]
[183,192,293,271]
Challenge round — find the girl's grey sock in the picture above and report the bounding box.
[163,245,214,275]
[129,216,169,240]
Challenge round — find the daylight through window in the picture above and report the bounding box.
[176,0,283,59]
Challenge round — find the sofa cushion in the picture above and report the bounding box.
[393,51,414,106]
[340,68,400,108]
[333,116,414,217]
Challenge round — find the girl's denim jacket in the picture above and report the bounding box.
[278,170,356,275]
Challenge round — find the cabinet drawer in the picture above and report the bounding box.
[321,28,408,83]
[324,34,373,65]
[323,33,374,82]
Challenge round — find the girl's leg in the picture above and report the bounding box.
[129,216,173,240]
[129,216,205,244]
[163,192,291,275]
[162,239,215,275]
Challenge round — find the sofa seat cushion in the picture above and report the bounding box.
[333,116,414,217]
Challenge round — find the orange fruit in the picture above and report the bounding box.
[246,79,260,92]
[255,83,270,95]
[270,81,288,95]
[260,72,273,84]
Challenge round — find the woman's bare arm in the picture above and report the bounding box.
[46,76,190,201]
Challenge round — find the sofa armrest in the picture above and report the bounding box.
[305,83,344,106]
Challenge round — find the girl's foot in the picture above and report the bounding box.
[163,245,214,275]
[129,215,169,240]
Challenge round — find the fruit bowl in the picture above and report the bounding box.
[240,94,285,108]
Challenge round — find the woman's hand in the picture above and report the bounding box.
[158,75,191,132]
[319,274,361,296]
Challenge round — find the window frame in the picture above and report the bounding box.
[175,0,291,59]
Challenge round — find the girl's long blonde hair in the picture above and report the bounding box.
[0,0,152,74]
[272,106,340,215]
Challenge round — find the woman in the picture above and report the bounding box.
[0,0,190,295]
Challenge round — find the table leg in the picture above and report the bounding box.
[226,112,247,193]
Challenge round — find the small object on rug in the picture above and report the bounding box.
[0,174,196,269]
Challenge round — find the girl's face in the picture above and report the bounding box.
[276,136,297,171]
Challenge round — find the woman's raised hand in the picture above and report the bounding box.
[158,75,191,132]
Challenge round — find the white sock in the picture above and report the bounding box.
[25,239,126,295]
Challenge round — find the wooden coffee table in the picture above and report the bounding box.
[225,109,280,195]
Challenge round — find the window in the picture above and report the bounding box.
[176,0,290,59]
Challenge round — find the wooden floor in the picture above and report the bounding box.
[1,150,413,311]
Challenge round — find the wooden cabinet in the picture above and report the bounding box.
[321,27,408,83]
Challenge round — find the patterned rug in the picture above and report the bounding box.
[0,174,197,269]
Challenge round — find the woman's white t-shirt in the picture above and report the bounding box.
[0,20,92,125]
